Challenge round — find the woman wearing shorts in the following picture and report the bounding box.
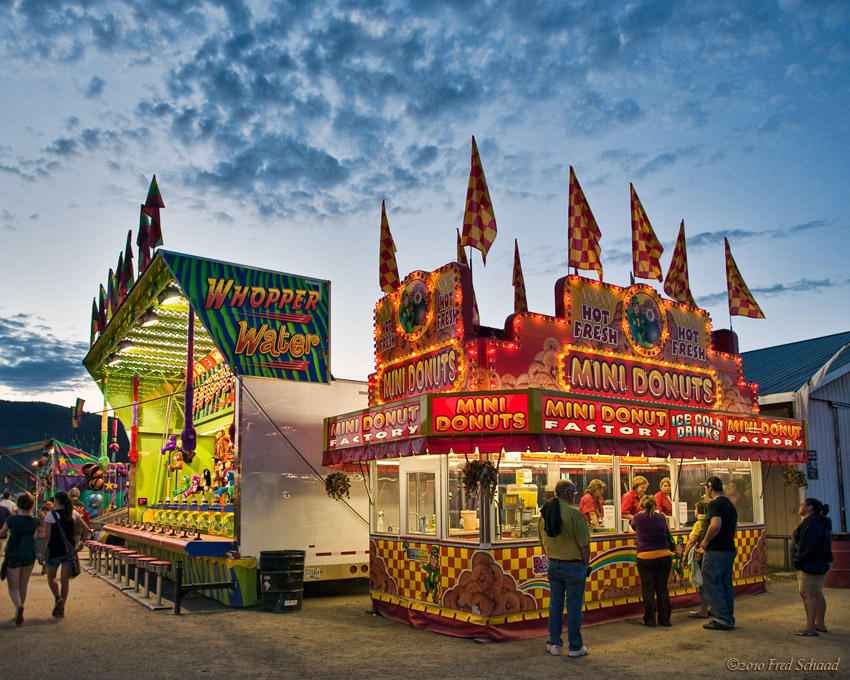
[791,497,833,636]
[40,491,89,618]
[0,492,41,625]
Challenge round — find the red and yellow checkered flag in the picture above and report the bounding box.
[630,184,663,281]
[460,136,497,265]
[568,166,603,281]
[725,238,764,319]
[378,200,400,294]
[456,228,480,324]
[664,221,696,307]
[513,239,528,314]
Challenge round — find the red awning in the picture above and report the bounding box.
[322,433,808,467]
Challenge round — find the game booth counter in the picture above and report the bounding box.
[323,264,808,640]
[84,248,368,609]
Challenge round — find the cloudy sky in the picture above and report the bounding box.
[1,0,848,410]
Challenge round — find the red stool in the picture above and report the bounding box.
[148,561,172,607]
[113,549,134,581]
[136,557,157,595]
[123,553,145,587]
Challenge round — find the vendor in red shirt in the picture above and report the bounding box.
[655,477,674,517]
[621,476,648,521]
[579,479,607,529]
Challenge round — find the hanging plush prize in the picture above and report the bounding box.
[180,306,198,462]
[128,373,140,464]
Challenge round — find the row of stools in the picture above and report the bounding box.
[85,541,172,609]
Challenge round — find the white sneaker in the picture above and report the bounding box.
[546,644,561,656]
[568,646,588,658]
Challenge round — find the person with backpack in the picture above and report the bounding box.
[0,492,41,625]
[39,491,89,618]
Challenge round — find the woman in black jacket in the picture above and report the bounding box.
[790,498,833,636]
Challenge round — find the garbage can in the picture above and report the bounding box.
[825,533,849,589]
[260,550,306,612]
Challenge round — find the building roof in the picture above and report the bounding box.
[740,331,850,396]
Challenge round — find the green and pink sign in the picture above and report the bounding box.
[162,252,330,383]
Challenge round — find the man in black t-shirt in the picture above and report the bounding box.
[700,476,738,630]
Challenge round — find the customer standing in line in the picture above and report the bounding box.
[40,490,89,618]
[630,494,673,627]
[699,476,737,631]
[791,497,833,636]
[538,480,591,658]
[0,492,41,625]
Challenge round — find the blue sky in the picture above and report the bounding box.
[1,0,848,409]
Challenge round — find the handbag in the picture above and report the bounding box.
[52,511,81,579]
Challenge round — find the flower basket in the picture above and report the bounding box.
[325,471,351,501]
[460,460,499,498]
[782,467,808,489]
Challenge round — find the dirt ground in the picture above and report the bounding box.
[1,558,847,680]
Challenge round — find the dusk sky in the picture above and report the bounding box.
[1,0,848,411]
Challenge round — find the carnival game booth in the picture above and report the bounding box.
[323,264,807,639]
[84,249,368,608]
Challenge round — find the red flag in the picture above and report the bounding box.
[98,285,107,332]
[90,298,98,345]
[663,221,696,307]
[456,229,480,324]
[378,200,400,293]
[143,175,164,248]
[137,204,151,272]
[456,228,469,267]
[725,239,765,319]
[460,136,497,265]
[513,239,528,314]
[630,184,663,281]
[122,229,134,294]
[116,252,126,302]
[568,167,603,281]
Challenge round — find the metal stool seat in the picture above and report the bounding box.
[148,561,172,607]
[113,549,134,581]
[136,556,157,595]
[123,553,145,587]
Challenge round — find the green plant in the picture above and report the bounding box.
[325,471,351,500]
[460,459,499,497]
[782,467,808,489]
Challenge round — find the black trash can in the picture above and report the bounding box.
[260,550,306,612]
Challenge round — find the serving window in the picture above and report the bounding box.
[374,461,400,534]
[676,460,757,526]
[494,460,547,541]
[447,455,479,541]
[560,456,615,533]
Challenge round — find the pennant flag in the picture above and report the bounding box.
[513,239,528,314]
[137,205,152,273]
[664,220,696,307]
[116,251,126,303]
[630,184,664,281]
[143,175,164,248]
[122,229,134,294]
[71,398,84,429]
[98,285,107,332]
[90,298,98,345]
[455,229,480,324]
[460,136,497,265]
[456,228,469,267]
[568,166,603,281]
[106,269,116,320]
[725,238,765,319]
[378,200,400,293]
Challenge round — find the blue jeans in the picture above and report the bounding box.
[547,559,587,651]
[701,550,736,627]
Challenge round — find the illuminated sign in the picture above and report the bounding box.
[432,393,530,435]
[163,252,330,383]
[558,345,719,409]
[326,398,424,450]
[542,394,669,439]
[725,415,804,449]
[669,409,724,443]
[375,344,463,403]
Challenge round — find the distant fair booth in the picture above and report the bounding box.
[323,264,806,639]
[85,250,367,607]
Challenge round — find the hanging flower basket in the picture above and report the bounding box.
[782,467,808,489]
[460,460,499,498]
[325,471,351,501]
